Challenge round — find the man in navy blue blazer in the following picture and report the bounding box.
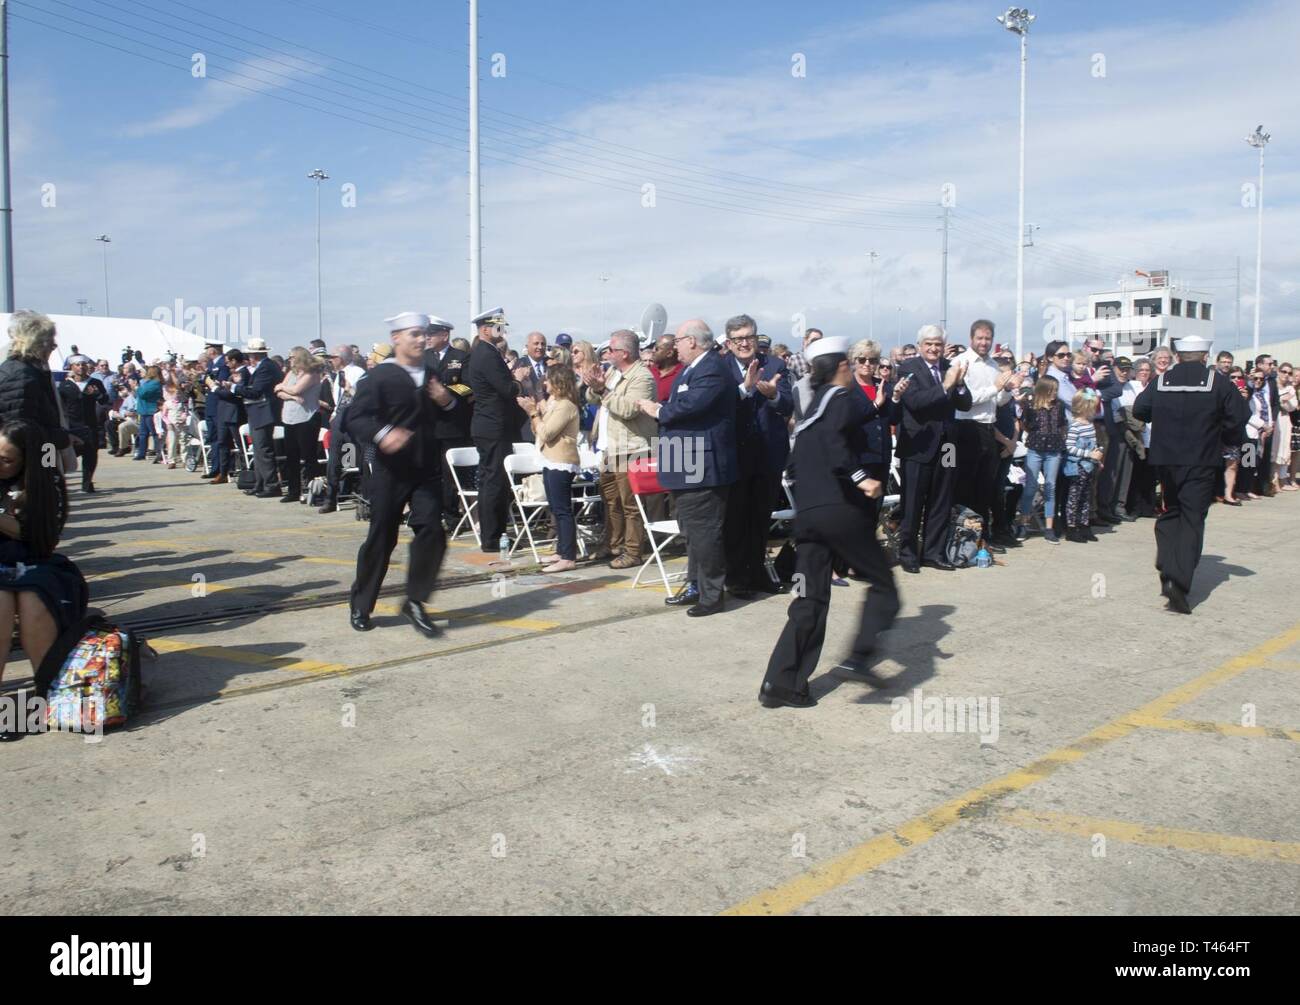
[232,337,284,498]
[895,325,972,572]
[637,319,737,616]
[719,314,793,596]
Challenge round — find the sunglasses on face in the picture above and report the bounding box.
[1053,352,1071,359]
[854,357,879,364]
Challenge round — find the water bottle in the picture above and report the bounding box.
[498,533,511,563]
[975,541,992,569]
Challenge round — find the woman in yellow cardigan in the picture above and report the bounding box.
[517,364,582,572]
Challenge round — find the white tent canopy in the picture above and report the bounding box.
[0,313,209,371]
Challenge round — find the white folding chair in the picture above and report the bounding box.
[627,458,684,595]
[190,414,213,474]
[445,445,481,544]
[883,455,902,510]
[512,441,540,459]
[570,446,604,557]
[504,452,553,562]
[770,475,796,530]
[238,422,255,471]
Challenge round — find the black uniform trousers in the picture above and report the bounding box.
[249,423,280,493]
[763,504,900,696]
[899,455,956,565]
[70,426,98,491]
[723,466,781,589]
[1127,455,1158,517]
[1154,465,1216,596]
[473,436,514,546]
[350,467,447,617]
[954,420,999,530]
[673,484,729,607]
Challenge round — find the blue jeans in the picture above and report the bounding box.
[1019,449,1062,519]
[134,417,162,460]
[543,468,577,560]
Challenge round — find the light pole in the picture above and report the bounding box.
[0,1,15,312]
[867,250,878,341]
[896,306,902,349]
[598,273,610,333]
[997,6,1035,360]
[468,0,482,322]
[1246,125,1269,354]
[95,234,112,316]
[76,298,88,315]
[307,168,329,344]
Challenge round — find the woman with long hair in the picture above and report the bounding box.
[518,363,581,572]
[0,419,88,723]
[275,346,325,503]
[133,364,163,461]
[1016,375,1068,543]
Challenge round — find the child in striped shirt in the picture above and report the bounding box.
[1063,390,1104,543]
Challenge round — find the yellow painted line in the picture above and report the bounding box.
[1125,712,1300,743]
[1261,659,1300,672]
[150,638,346,675]
[722,620,1300,916]
[997,808,1300,865]
[371,601,559,632]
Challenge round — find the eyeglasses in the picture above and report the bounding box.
[854,356,880,364]
[1053,351,1071,359]
[728,335,757,344]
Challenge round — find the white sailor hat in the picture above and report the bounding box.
[427,314,455,331]
[471,306,508,327]
[385,311,431,332]
[64,354,94,366]
[805,336,850,361]
[1174,335,1213,352]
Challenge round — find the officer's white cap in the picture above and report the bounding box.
[385,311,430,332]
[427,314,455,331]
[806,336,851,361]
[1175,335,1213,352]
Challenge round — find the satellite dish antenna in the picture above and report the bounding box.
[640,303,668,342]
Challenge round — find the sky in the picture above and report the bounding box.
[10,0,1300,354]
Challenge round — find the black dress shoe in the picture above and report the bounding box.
[664,585,700,607]
[349,609,374,632]
[832,657,889,688]
[902,562,920,574]
[921,559,955,571]
[758,683,817,709]
[402,600,443,638]
[317,499,338,514]
[279,494,299,503]
[985,541,1007,555]
[255,489,282,499]
[1164,580,1191,615]
[754,579,788,594]
[686,602,724,618]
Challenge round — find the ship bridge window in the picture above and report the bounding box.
[1133,297,1162,317]
[1095,300,1122,319]
[1170,297,1182,316]
[1186,301,1198,318]
[1201,303,1212,320]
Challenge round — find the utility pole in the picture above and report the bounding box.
[997,7,1035,360]
[597,273,610,333]
[1246,125,1269,354]
[0,1,13,312]
[95,234,112,316]
[896,306,902,348]
[76,298,88,315]
[468,0,482,323]
[307,168,328,345]
[867,250,878,341]
[940,205,950,333]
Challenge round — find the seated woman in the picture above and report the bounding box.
[0,419,89,739]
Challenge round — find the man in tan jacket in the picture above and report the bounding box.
[585,329,657,568]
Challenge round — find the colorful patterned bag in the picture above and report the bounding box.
[37,616,144,733]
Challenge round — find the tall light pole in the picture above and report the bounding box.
[896,306,903,348]
[307,168,329,344]
[76,298,88,315]
[597,273,610,333]
[997,6,1035,360]
[1246,125,1269,354]
[867,250,879,341]
[0,1,14,312]
[95,234,112,316]
[468,0,482,322]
